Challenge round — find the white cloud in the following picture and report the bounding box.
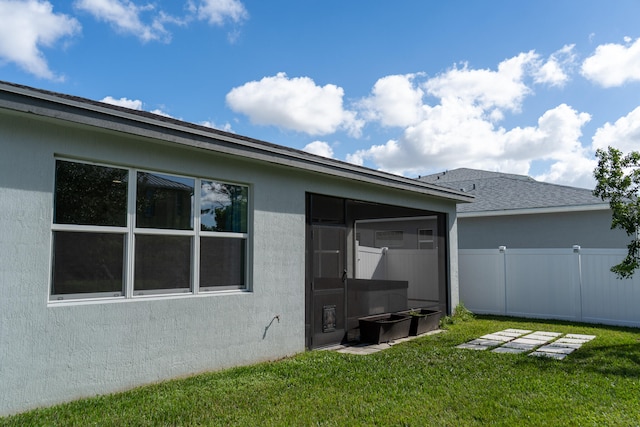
[592,106,640,153]
[74,0,171,42]
[350,102,594,187]
[347,50,597,188]
[101,96,176,118]
[358,73,425,127]
[348,97,507,176]
[200,120,234,133]
[581,37,640,87]
[423,52,537,114]
[75,0,245,43]
[150,108,173,118]
[513,104,594,188]
[0,0,80,80]
[533,44,576,87]
[101,95,143,110]
[226,72,364,137]
[303,141,334,158]
[190,0,247,25]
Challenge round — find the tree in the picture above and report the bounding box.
[593,146,640,279]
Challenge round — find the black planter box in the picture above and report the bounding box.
[358,313,411,344]
[398,309,442,336]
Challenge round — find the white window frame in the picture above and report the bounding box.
[50,158,250,302]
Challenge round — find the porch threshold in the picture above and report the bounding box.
[322,329,444,355]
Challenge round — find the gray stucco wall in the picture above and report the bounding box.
[0,108,459,415]
[458,210,629,250]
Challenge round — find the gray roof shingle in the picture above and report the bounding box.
[419,168,606,214]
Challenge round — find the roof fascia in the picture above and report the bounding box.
[458,203,610,218]
[0,82,473,204]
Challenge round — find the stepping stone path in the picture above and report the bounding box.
[456,329,596,360]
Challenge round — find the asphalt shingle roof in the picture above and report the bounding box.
[419,168,607,214]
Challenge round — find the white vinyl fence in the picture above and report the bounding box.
[356,244,439,303]
[459,247,640,328]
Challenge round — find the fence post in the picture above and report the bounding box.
[499,246,507,315]
[573,245,583,322]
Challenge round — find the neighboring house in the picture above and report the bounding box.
[420,168,639,329]
[419,168,628,250]
[0,81,472,416]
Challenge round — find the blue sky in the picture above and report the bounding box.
[2,0,640,189]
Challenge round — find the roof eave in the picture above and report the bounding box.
[458,203,610,218]
[0,81,473,204]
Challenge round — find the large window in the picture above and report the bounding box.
[51,159,249,300]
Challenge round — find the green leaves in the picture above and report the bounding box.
[593,146,640,279]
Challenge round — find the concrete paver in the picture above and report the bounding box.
[565,334,596,342]
[492,346,528,354]
[501,341,538,351]
[532,331,562,337]
[502,329,533,335]
[457,329,595,360]
[552,339,584,349]
[530,351,568,360]
[480,333,516,342]
[511,337,549,345]
[329,329,444,355]
[536,345,576,355]
[456,342,494,350]
[333,328,595,358]
[491,330,530,338]
[460,338,504,349]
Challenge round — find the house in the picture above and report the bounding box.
[419,168,628,250]
[0,81,472,416]
[420,168,639,328]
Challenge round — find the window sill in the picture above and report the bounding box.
[47,289,252,307]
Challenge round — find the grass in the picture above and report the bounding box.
[2,314,640,426]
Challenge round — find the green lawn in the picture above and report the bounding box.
[2,314,640,426]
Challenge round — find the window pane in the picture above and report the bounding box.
[136,172,194,230]
[51,231,124,296]
[134,235,191,292]
[55,160,128,226]
[200,237,245,289]
[201,181,248,233]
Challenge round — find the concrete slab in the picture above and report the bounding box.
[565,334,596,341]
[337,343,390,355]
[511,337,550,345]
[456,343,492,350]
[480,333,515,342]
[492,346,529,354]
[491,331,526,338]
[536,345,576,355]
[522,336,553,343]
[552,339,584,349]
[468,338,504,347]
[530,351,568,360]
[502,329,533,335]
[531,331,563,337]
[502,341,538,351]
[329,329,446,355]
[455,330,592,360]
